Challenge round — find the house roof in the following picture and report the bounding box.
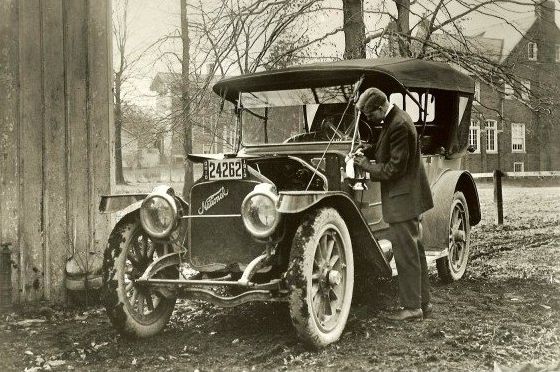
[469,15,537,63]
[212,57,474,102]
[418,15,537,64]
[150,72,181,94]
[429,33,504,62]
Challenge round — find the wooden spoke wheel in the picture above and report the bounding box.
[287,208,354,349]
[437,191,471,283]
[102,216,177,338]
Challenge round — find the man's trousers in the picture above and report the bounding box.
[389,217,430,309]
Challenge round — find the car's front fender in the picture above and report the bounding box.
[99,192,189,215]
[99,194,147,214]
[99,192,190,236]
[278,191,392,279]
[277,191,333,214]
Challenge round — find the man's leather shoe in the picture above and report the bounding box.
[422,303,433,318]
[385,308,423,321]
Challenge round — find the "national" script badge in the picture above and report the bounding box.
[198,186,229,214]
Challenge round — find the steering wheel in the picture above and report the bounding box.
[322,119,347,141]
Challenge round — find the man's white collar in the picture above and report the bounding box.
[384,103,394,119]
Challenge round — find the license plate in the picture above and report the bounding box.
[203,159,247,181]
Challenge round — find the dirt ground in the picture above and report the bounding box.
[1,182,559,371]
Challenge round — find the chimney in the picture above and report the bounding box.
[535,0,555,27]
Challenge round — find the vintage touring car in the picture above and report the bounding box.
[100,58,481,349]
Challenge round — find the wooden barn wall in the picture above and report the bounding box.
[0,0,112,304]
[0,0,21,302]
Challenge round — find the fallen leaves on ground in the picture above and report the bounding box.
[1,184,559,371]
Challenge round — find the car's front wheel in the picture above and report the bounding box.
[286,208,354,349]
[102,215,177,338]
[436,191,471,283]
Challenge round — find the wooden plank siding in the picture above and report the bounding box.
[19,0,45,302]
[41,0,67,300]
[87,0,112,256]
[0,0,112,304]
[0,0,21,303]
[65,0,92,281]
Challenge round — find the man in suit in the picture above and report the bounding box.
[354,87,434,321]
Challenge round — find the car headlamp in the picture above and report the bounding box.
[139,186,178,238]
[241,183,281,239]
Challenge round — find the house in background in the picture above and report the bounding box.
[120,126,160,168]
[117,103,165,169]
[385,0,560,173]
[150,67,237,162]
[462,0,560,173]
[149,72,187,166]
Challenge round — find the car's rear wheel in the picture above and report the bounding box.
[286,208,354,349]
[102,215,177,338]
[437,191,471,283]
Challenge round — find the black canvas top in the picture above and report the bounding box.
[213,58,474,102]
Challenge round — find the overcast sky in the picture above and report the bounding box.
[119,1,555,108]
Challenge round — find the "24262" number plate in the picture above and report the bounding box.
[203,159,247,181]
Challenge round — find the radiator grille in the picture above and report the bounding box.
[188,180,266,271]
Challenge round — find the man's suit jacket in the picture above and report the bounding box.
[363,106,434,223]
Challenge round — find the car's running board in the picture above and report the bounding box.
[389,248,448,276]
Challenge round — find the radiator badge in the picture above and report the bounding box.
[198,186,229,214]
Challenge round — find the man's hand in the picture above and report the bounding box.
[354,154,371,171]
[355,143,373,154]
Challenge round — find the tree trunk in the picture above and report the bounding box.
[181,0,193,197]
[342,0,366,59]
[394,0,411,57]
[114,71,126,184]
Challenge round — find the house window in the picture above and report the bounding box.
[556,44,560,62]
[521,80,530,101]
[513,162,524,172]
[511,123,525,153]
[468,120,480,153]
[528,42,538,61]
[504,83,514,100]
[486,119,498,153]
[474,81,481,104]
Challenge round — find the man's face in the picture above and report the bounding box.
[361,104,385,125]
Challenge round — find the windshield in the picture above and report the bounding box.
[240,84,357,145]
